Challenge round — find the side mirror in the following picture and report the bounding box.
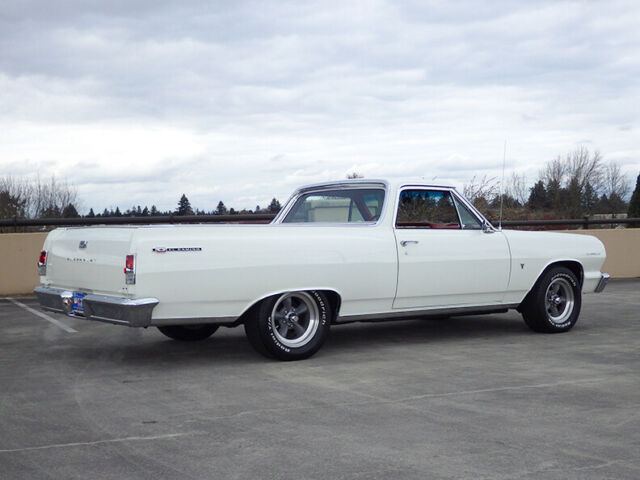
[482,220,495,234]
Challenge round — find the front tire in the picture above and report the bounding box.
[520,266,581,333]
[157,324,219,341]
[244,291,331,361]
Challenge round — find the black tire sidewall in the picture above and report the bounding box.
[531,268,582,331]
[157,324,219,341]
[258,291,331,360]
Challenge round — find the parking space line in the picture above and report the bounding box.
[0,432,198,453]
[6,298,77,333]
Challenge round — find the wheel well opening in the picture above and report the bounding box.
[550,261,584,287]
[317,290,341,323]
[518,260,584,313]
[237,301,261,326]
[238,290,342,325]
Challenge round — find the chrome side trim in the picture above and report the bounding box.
[151,316,238,327]
[336,303,520,323]
[594,273,610,293]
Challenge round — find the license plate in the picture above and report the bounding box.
[72,292,86,314]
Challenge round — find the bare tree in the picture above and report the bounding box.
[2,174,80,218]
[602,161,630,200]
[541,156,567,188]
[540,147,603,191]
[536,146,606,217]
[0,176,30,218]
[463,175,499,204]
[566,146,604,192]
[463,174,499,217]
[505,172,528,206]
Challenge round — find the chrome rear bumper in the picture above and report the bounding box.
[594,273,610,293]
[34,286,158,327]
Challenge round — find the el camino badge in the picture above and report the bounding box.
[153,247,202,253]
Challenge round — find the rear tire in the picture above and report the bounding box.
[157,324,219,341]
[520,266,581,333]
[244,291,331,361]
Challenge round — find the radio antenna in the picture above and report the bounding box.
[498,140,507,231]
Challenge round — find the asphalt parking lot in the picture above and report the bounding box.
[1,280,638,480]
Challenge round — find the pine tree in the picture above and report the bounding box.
[581,182,599,214]
[545,179,562,211]
[62,204,80,218]
[40,204,61,218]
[86,208,95,218]
[564,177,582,218]
[216,201,227,215]
[114,207,122,217]
[595,194,609,214]
[176,194,194,216]
[0,190,26,218]
[150,205,158,216]
[268,198,282,213]
[627,173,640,227]
[527,181,548,211]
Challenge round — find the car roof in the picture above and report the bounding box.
[295,178,456,193]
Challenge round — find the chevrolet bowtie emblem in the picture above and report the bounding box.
[79,241,88,249]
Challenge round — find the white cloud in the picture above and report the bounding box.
[1,0,639,213]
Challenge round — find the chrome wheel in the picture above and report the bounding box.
[245,290,331,360]
[521,266,581,333]
[545,277,575,325]
[270,292,320,348]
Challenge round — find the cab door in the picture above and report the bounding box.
[392,188,511,309]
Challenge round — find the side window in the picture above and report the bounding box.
[396,190,461,229]
[452,195,482,230]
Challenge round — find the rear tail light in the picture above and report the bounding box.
[38,250,47,276]
[124,254,136,285]
[124,255,134,272]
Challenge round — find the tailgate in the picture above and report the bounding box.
[42,227,137,294]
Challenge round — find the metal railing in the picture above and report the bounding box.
[0,214,275,229]
[500,217,639,229]
[0,214,638,231]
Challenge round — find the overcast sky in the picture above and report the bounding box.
[1,0,639,213]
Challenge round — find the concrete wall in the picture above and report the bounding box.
[0,232,48,296]
[1,229,639,295]
[564,229,640,279]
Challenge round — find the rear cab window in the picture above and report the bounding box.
[282,188,385,223]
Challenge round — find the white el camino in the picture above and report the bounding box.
[35,179,609,360]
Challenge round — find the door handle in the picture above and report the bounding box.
[400,240,419,247]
